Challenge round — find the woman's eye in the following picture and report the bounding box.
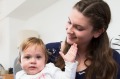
[75,26,84,31]
[68,21,71,24]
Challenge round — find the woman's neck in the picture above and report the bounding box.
[76,45,92,72]
[77,45,88,58]
[76,51,86,61]
[76,48,88,72]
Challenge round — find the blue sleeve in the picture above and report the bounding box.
[112,50,120,79]
[46,42,61,63]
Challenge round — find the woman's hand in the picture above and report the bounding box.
[59,43,78,62]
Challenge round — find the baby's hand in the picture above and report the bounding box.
[59,43,78,62]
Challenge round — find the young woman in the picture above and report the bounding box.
[46,0,120,79]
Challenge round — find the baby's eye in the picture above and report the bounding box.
[24,56,31,59]
[36,56,41,59]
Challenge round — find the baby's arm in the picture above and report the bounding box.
[55,43,78,79]
[45,43,78,79]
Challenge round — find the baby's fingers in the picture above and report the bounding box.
[68,43,78,56]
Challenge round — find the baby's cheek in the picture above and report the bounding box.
[38,63,45,71]
[21,62,27,70]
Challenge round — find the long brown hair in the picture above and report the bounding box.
[55,0,118,79]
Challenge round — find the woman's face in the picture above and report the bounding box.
[66,9,97,47]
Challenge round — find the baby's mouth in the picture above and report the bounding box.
[29,66,36,70]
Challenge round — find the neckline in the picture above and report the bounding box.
[77,69,86,75]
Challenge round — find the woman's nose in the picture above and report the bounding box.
[66,25,74,34]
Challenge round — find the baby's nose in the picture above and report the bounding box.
[30,58,36,64]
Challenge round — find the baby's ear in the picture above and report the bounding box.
[18,52,21,63]
[93,28,105,38]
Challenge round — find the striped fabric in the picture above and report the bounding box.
[111,35,120,53]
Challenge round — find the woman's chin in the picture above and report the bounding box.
[66,39,74,45]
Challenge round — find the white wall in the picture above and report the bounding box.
[0,18,10,69]
[24,0,79,43]
[0,0,120,69]
[0,0,26,20]
[9,17,26,68]
[106,0,120,39]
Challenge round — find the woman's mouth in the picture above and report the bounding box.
[67,35,77,39]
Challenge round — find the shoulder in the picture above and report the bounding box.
[46,42,61,54]
[16,70,25,78]
[43,63,61,75]
[45,63,60,70]
[112,49,120,65]
[112,49,120,79]
[16,70,25,75]
[46,42,61,50]
[46,42,61,63]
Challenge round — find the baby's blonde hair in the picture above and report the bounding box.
[19,37,48,63]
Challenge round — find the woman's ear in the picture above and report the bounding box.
[93,28,105,38]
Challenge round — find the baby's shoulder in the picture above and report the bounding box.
[16,70,25,79]
[43,63,61,75]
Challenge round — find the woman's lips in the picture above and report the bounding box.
[67,35,76,39]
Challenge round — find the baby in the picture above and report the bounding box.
[16,37,78,79]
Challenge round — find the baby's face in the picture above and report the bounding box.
[20,45,46,75]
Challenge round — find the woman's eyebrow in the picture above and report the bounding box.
[68,17,71,22]
[68,17,84,27]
